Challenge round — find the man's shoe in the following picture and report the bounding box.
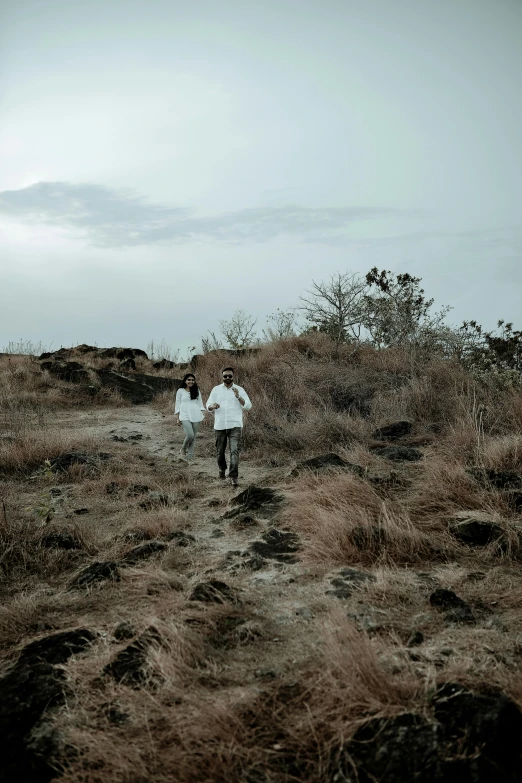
[219,471,226,479]
[231,478,239,488]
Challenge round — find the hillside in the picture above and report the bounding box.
[1,334,522,783]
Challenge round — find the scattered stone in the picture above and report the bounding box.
[40,529,83,550]
[138,492,170,510]
[249,529,300,562]
[120,358,136,370]
[0,628,95,782]
[210,530,225,538]
[104,627,163,688]
[467,571,487,581]
[468,467,522,490]
[326,569,376,600]
[206,498,222,507]
[448,516,504,546]
[371,445,423,462]
[50,451,111,472]
[429,589,476,625]
[106,481,121,495]
[69,561,121,590]
[165,531,196,547]
[189,580,238,604]
[73,507,89,515]
[290,453,364,477]
[113,621,136,641]
[120,541,168,566]
[103,704,130,725]
[295,607,313,620]
[372,420,413,440]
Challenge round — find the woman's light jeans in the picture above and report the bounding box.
[181,420,201,459]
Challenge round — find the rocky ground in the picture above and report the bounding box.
[2,350,522,782]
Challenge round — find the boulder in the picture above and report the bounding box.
[372,420,413,440]
[468,467,522,490]
[120,542,168,566]
[153,359,175,370]
[69,561,121,590]
[104,627,163,687]
[40,360,90,384]
[189,580,238,604]
[291,453,365,477]
[97,369,182,403]
[39,529,83,550]
[448,515,504,546]
[430,589,475,625]
[49,451,111,472]
[249,529,300,563]
[326,568,376,599]
[371,445,423,462]
[0,629,95,782]
[433,682,522,782]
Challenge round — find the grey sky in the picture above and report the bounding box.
[1,0,521,353]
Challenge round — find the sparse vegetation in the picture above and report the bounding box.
[1,275,522,781]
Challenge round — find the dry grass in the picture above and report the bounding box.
[2,335,522,781]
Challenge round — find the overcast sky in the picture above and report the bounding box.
[1,0,521,355]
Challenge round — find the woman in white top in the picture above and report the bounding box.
[174,373,206,461]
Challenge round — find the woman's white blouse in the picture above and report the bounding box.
[175,388,206,422]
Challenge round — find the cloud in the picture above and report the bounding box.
[0,181,416,248]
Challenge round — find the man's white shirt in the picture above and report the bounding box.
[206,383,252,429]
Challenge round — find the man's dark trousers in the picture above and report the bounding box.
[215,427,242,478]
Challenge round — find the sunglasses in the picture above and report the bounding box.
[222,374,233,379]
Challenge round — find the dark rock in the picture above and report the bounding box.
[165,531,196,547]
[371,445,423,462]
[113,621,137,641]
[120,541,168,566]
[0,629,95,782]
[138,491,170,510]
[468,467,522,490]
[326,568,376,599]
[231,485,283,510]
[329,386,374,416]
[40,529,83,550]
[430,589,476,625]
[505,490,522,512]
[99,347,148,361]
[433,682,522,782]
[249,529,300,563]
[230,513,260,529]
[334,712,443,782]
[96,369,155,404]
[73,507,89,515]
[449,517,504,546]
[69,561,121,590]
[50,451,111,472]
[407,631,424,647]
[290,453,364,477]
[40,359,90,384]
[153,359,175,370]
[18,629,96,666]
[128,484,149,495]
[372,420,413,440]
[106,481,121,494]
[120,358,136,370]
[103,704,130,725]
[104,627,163,687]
[189,580,238,604]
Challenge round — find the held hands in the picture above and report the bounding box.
[208,403,220,411]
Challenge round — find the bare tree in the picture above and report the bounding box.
[298,272,368,348]
[262,308,299,341]
[200,331,223,354]
[219,309,258,349]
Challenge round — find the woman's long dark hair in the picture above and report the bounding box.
[181,373,199,400]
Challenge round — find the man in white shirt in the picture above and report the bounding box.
[206,367,252,487]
